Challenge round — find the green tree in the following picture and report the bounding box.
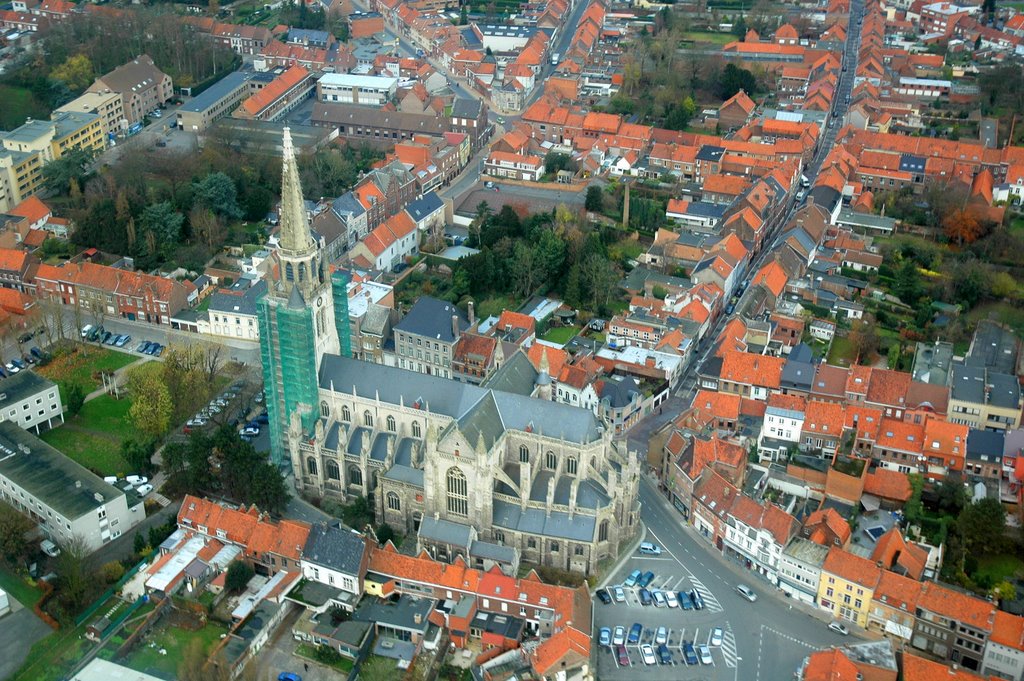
[958,497,1008,556]
[65,383,86,417]
[664,96,696,131]
[585,185,604,212]
[139,202,185,252]
[719,63,757,100]
[126,364,173,439]
[133,532,148,556]
[50,55,95,92]
[543,152,577,175]
[55,535,92,612]
[0,501,35,563]
[193,172,242,219]
[937,477,968,515]
[732,15,748,38]
[121,437,157,476]
[905,473,924,523]
[42,147,95,195]
[225,560,254,592]
[993,580,1017,604]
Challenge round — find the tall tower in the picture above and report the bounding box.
[258,128,344,469]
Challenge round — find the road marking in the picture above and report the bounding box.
[761,625,819,651]
[720,627,739,669]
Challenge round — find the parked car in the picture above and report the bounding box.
[665,591,679,608]
[17,332,32,344]
[241,424,260,437]
[612,586,625,603]
[690,589,705,610]
[5,362,19,374]
[710,627,724,646]
[11,358,25,370]
[154,345,164,357]
[40,539,60,557]
[683,642,699,666]
[595,588,611,604]
[656,643,672,665]
[627,623,642,645]
[679,591,693,610]
[136,484,154,496]
[256,412,269,425]
[254,391,264,404]
[125,475,148,485]
[654,626,668,645]
[30,347,44,360]
[0,366,8,378]
[652,590,667,607]
[637,571,655,588]
[277,674,301,681]
[615,644,629,666]
[828,621,849,636]
[638,541,661,555]
[612,626,625,646]
[101,332,113,344]
[638,588,652,606]
[697,644,713,665]
[624,569,642,587]
[599,627,611,646]
[640,644,657,666]
[136,341,149,353]
[115,335,131,347]
[23,354,36,365]
[736,584,757,602]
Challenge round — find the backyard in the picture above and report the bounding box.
[36,344,138,399]
[540,325,579,346]
[826,335,857,367]
[40,395,133,477]
[120,615,230,680]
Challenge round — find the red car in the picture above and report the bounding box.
[615,644,630,666]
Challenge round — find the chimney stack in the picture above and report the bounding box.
[468,301,476,326]
[452,315,460,339]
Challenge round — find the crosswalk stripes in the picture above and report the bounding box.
[720,628,738,668]
[688,576,723,613]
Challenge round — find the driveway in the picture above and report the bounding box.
[248,607,339,681]
[0,603,54,681]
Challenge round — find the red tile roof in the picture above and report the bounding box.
[918,582,995,631]
[870,527,927,580]
[803,400,846,437]
[720,351,785,389]
[692,389,741,422]
[530,626,590,675]
[8,195,50,224]
[803,507,851,547]
[801,648,859,681]
[990,610,1024,649]
[902,653,990,681]
[863,468,912,502]
[873,569,923,614]
[751,261,789,298]
[822,547,881,589]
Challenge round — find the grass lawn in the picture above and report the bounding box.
[681,31,734,45]
[0,85,50,130]
[296,642,356,673]
[967,302,1024,337]
[827,336,857,367]
[541,325,579,345]
[12,616,97,681]
[40,395,133,476]
[37,344,138,398]
[0,563,43,609]
[974,554,1024,584]
[122,619,229,679]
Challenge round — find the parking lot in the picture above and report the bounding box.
[593,536,739,680]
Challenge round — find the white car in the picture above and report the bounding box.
[640,644,657,666]
[652,590,666,607]
[125,475,148,486]
[710,627,724,647]
[612,586,625,602]
[665,591,679,608]
[828,621,850,636]
[697,644,714,665]
[5,363,19,374]
[654,626,668,645]
[40,539,60,557]
[612,626,625,645]
[241,425,260,437]
[136,484,154,496]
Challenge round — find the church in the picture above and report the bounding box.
[259,129,641,575]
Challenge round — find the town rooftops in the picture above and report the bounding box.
[821,546,881,589]
[180,71,253,113]
[404,191,444,223]
[0,420,126,520]
[207,279,267,317]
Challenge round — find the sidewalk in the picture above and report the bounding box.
[83,356,151,403]
[596,520,647,590]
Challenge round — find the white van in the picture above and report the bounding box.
[80,324,94,339]
[736,584,758,602]
[638,542,662,555]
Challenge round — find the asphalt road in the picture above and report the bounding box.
[593,478,855,680]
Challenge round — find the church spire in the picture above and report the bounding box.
[279,127,312,254]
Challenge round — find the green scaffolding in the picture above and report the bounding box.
[331,269,352,358]
[258,296,319,468]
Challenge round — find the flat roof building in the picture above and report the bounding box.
[177,71,256,133]
[0,421,144,552]
[0,371,64,434]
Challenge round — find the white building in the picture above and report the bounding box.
[300,522,368,611]
[317,73,398,106]
[722,496,796,587]
[0,371,64,434]
[758,395,805,460]
[0,421,144,552]
[198,279,266,341]
[778,537,828,605]
[982,611,1024,681]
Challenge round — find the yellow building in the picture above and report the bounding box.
[817,547,881,628]
[53,90,125,140]
[0,112,105,212]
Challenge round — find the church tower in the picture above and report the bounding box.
[258,128,348,469]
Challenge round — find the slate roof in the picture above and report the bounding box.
[419,516,473,547]
[481,350,538,396]
[491,499,596,541]
[0,370,58,407]
[207,279,268,317]
[319,355,602,445]
[395,295,468,343]
[404,191,444,222]
[303,522,367,575]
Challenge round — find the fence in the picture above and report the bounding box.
[113,596,171,661]
[75,555,151,627]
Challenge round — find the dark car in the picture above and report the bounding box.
[638,588,652,606]
[11,358,26,370]
[689,589,704,610]
[17,332,32,344]
[656,643,672,664]
[683,642,699,666]
[0,366,8,378]
[101,331,112,344]
[615,644,629,666]
[679,591,693,610]
[627,623,642,645]
[256,412,269,425]
[278,674,302,681]
[595,588,611,604]
[637,571,655,588]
